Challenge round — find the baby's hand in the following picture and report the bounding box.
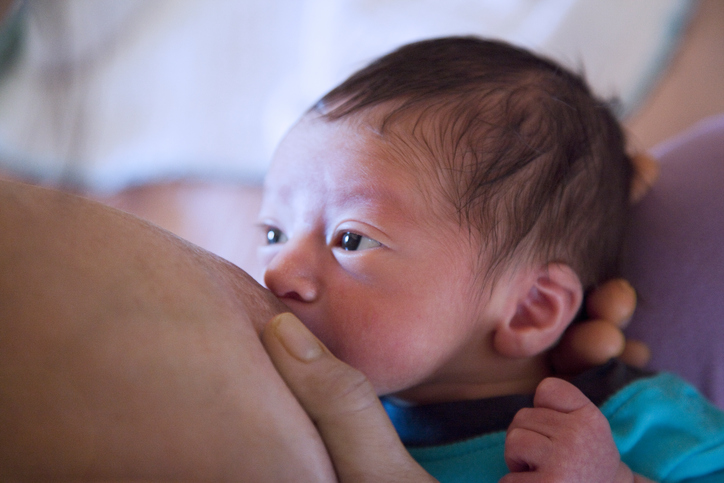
[502,378,635,483]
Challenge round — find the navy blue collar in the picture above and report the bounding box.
[382,360,653,447]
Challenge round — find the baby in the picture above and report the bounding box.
[258,37,724,482]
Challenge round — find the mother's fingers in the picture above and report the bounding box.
[261,312,436,483]
[629,152,660,204]
[586,279,637,328]
[584,279,651,368]
[550,320,626,375]
[549,278,644,376]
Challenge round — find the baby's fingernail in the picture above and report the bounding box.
[272,312,323,362]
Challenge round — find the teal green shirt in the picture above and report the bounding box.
[384,362,724,482]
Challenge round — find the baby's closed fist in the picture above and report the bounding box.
[502,378,633,483]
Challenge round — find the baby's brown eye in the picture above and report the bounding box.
[341,232,362,250]
[266,227,287,245]
[339,232,381,251]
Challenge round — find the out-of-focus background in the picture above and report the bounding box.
[0,0,722,278]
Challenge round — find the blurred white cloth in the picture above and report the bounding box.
[0,0,690,192]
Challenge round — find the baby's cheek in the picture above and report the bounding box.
[330,313,441,395]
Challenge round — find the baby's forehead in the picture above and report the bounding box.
[287,109,447,179]
[267,114,466,227]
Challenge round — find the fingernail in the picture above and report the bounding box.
[272,312,323,362]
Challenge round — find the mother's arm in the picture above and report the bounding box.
[0,179,335,480]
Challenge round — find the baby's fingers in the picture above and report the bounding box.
[504,426,552,474]
[498,472,544,483]
[533,377,591,413]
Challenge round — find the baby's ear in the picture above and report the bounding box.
[493,264,582,358]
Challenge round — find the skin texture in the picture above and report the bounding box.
[259,115,585,403]
[503,378,653,483]
[504,378,626,482]
[0,179,335,481]
[260,114,512,399]
[262,312,437,483]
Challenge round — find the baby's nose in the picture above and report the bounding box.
[263,245,320,303]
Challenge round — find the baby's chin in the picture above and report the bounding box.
[331,349,429,398]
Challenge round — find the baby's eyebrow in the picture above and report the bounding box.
[333,185,404,210]
[330,184,425,230]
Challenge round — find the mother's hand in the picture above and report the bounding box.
[550,279,651,376]
[262,312,437,483]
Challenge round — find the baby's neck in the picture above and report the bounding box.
[391,354,551,405]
